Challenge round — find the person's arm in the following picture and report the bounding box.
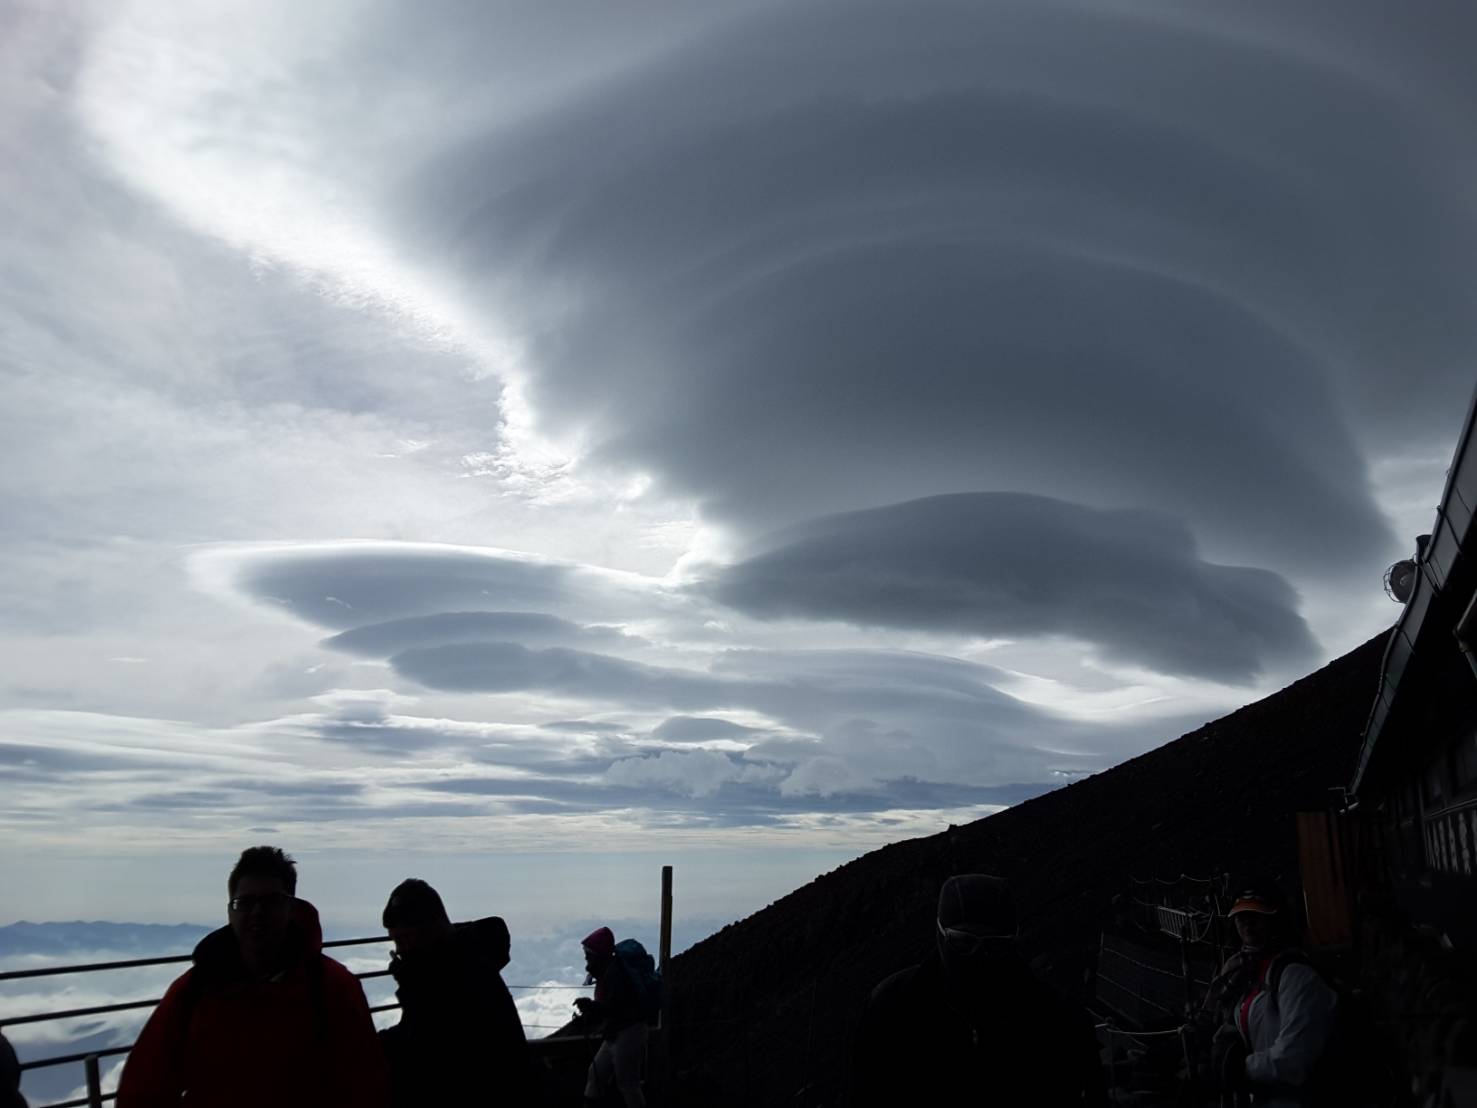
[115,973,192,1108]
[322,959,390,1108]
[1244,964,1337,1089]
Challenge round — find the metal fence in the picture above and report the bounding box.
[1125,872,1230,947]
[1,934,597,1108]
[4,865,677,1108]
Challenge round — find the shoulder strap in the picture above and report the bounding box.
[1264,949,1312,1014]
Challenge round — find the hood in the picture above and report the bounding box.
[392,914,511,983]
[193,896,324,979]
[454,914,510,971]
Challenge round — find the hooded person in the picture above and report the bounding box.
[575,926,653,1108]
[116,845,388,1108]
[847,874,1107,1108]
[378,878,533,1108]
[1207,882,1338,1107]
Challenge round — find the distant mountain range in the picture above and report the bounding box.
[665,633,1388,1107]
[0,921,214,960]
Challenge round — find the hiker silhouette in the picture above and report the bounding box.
[576,926,659,1108]
[378,878,535,1108]
[848,873,1107,1107]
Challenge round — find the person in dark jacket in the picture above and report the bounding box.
[1,1030,28,1108]
[378,878,533,1108]
[575,926,650,1108]
[116,845,388,1108]
[848,874,1108,1108]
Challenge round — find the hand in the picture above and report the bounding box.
[1210,1026,1247,1090]
[573,997,592,1015]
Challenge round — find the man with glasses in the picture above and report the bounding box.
[848,873,1106,1106]
[117,845,388,1108]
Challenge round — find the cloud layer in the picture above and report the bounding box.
[710,493,1316,682]
[388,0,1477,571]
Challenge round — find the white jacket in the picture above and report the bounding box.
[1235,955,1338,1107]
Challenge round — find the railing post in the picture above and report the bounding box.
[659,865,673,1104]
[659,865,673,1013]
[85,1053,102,1108]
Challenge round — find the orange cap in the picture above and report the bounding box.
[1229,895,1279,916]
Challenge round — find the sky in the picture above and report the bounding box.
[3,0,1476,936]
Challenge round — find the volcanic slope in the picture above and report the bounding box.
[665,632,1389,1107]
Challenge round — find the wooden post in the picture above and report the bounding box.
[85,1053,103,1108]
[659,865,673,1021]
[659,865,673,1104]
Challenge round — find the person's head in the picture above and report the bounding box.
[227,846,297,966]
[582,926,616,977]
[935,874,1022,984]
[383,878,453,957]
[1228,882,1289,952]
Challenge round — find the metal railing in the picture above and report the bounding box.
[2,936,618,1108]
[3,865,676,1108]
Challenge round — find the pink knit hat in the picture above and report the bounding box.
[581,926,615,957]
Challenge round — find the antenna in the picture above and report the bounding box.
[1384,559,1417,603]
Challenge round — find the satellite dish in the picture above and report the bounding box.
[1384,559,1417,603]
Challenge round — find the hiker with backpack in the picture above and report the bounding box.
[1207,883,1339,1107]
[574,926,661,1108]
[377,878,535,1108]
[116,845,388,1108]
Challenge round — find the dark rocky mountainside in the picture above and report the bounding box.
[666,633,1389,1107]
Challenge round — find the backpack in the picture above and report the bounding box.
[1263,951,1402,1108]
[613,938,662,1021]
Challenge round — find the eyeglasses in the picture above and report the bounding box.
[229,892,291,914]
[937,919,1017,956]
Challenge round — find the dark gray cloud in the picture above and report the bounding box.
[242,547,577,629]
[117,790,238,811]
[386,639,1042,737]
[381,637,1107,785]
[390,642,726,707]
[389,0,1477,572]
[651,716,764,743]
[541,720,630,735]
[322,611,639,655]
[215,779,365,799]
[708,492,1316,682]
[0,743,152,776]
[423,767,1048,823]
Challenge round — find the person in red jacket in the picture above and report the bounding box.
[116,846,388,1108]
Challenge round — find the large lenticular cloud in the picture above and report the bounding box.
[391,0,1477,570]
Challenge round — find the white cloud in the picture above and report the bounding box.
[604,749,784,798]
